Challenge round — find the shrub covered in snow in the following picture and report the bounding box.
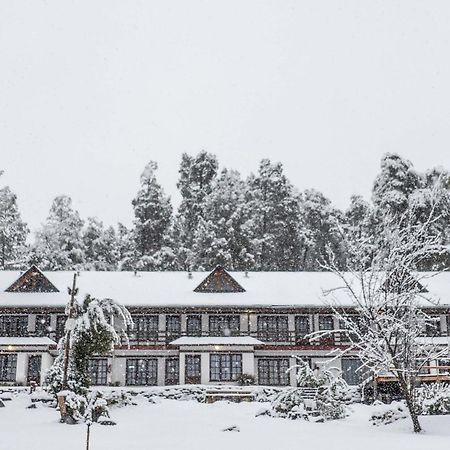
[370,401,409,426]
[268,360,350,421]
[416,383,450,416]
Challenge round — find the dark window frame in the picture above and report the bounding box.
[209,353,242,382]
[126,358,158,386]
[0,315,28,337]
[209,315,240,337]
[0,354,17,382]
[88,358,108,385]
[257,316,289,342]
[257,358,290,386]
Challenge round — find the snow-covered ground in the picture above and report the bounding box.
[1,391,450,450]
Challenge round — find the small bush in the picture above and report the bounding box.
[370,401,408,426]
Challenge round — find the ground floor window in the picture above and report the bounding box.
[88,358,108,385]
[341,358,362,385]
[0,354,17,382]
[126,358,158,386]
[258,358,290,386]
[210,354,242,382]
[165,358,179,385]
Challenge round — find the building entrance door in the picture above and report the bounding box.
[185,355,201,384]
[27,355,41,384]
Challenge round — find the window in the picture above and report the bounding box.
[209,316,240,336]
[55,315,66,341]
[88,359,108,385]
[258,358,289,386]
[165,358,179,385]
[166,315,181,342]
[0,316,28,336]
[210,354,242,382]
[257,316,289,342]
[126,358,158,386]
[341,358,363,385]
[0,354,17,382]
[185,355,201,384]
[424,316,440,337]
[129,315,159,342]
[318,315,334,331]
[295,316,310,343]
[35,315,51,337]
[186,315,202,337]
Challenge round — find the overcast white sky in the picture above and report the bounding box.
[1,1,450,233]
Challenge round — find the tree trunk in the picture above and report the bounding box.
[397,374,421,433]
[86,424,91,450]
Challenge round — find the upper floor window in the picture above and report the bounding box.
[209,315,240,336]
[424,316,441,337]
[35,315,51,337]
[55,315,66,342]
[186,315,202,337]
[257,316,289,342]
[318,315,334,331]
[0,316,28,337]
[166,315,181,342]
[129,315,159,342]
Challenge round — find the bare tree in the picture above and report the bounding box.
[316,211,448,433]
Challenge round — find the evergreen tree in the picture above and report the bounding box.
[372,153,422,216]
[299,189,345,270]
[190,169,253,270]
[174,151,219,269]
[131,161,173,270]
[0,183,28,269]
[82,218,119,270]
[31,195,85,270]
[242,159,303,270]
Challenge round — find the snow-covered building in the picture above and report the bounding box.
[0,265,449,387]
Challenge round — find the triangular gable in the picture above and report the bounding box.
[5,265,59,293]
[382,269,427,294]
[194,266,245,293]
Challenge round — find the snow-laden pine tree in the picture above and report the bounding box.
[131,161,173,270]
[0,182,28,269]
[242,159,303,271]
[190,169,253,270]
[31,195,85,270]
[298,189,345,270]
[321,209,447,433]
[82,218,119,270]
[46,293,132,397]
[173,151,218,269]
[372,153,423,217]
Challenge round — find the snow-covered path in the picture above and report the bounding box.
[1,393,450,450]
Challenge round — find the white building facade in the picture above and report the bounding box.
[0,266,449,387]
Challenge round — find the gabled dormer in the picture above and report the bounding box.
[194,266,245,293]
[5,265,59,293]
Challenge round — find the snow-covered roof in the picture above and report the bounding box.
[415,336,450,346]
[170,337,264,346]
[0,270,448,308]
[0,337,56,346]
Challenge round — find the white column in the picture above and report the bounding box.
[111,357,127,386]
[179,353,186,384]
[240,314,248,334]
[249,314,258,333]
[289,356,297,386]
[16,353,27,385]
[242,353,254,376]
[201,314,209,334]
[40,353,54,385]
[157,357,165,386]
[200,353,209,384]
[28,315,36,334]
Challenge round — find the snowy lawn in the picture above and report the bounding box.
[1,392,450,450]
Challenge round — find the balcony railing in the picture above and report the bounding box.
[124,330,354,347]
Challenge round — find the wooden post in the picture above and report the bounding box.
[86,423,91,450]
